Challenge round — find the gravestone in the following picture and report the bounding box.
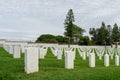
[9,45,14,54]
[13,45,21,58]
[89,53,95,67]
[65,51,74,69]
[115,55,119,66]
[104,54,109,67]
[38,47,47,59]
[25,47,39,74]
[82,52,86,60]
[57,49,62,59]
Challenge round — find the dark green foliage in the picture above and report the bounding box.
[64,9,75,42]
[112,23,120,42]
[36,34,69,44]
[107,25,112,44]
[55,35,69,44]
[96,22,109,45]
[72,24,85,36]
[36,34,57,43]
[82,36,92,45]
[89,22,120,45]
[79,36,92,45]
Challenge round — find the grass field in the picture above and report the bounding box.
[0,47,120,80]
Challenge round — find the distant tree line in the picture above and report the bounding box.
[36,9,120,46]
[36,34,68,44]
[89,22,120,46]
[36,34,92,45]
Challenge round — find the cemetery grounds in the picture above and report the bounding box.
[0,47,120,80]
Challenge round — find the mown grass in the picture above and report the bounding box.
[0,47,120,80]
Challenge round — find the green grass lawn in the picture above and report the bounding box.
[0,47,120,80]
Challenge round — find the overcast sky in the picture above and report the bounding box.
[0,0,120,41]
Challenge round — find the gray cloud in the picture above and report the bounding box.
[0,0,120,41]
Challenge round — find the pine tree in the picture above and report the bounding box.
[64,9,74,38]
[64,9,75,47]
[97,22,109,45]
[112,23,120,42]
[112,23,120,48]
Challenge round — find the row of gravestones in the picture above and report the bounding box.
[51,47,120,68]
[3,45,48,74]
[52,47,120,61]
[3,45,75,73]
[77,48,120,60]
[4,45,21,58]
[3,45,48,59]
[43,47,120,69]
[52,47,120,68]
[65,52,120,69]
[3,45,120,74]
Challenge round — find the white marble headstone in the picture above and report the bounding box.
[25,47,39,74]
[9,45,14,54]
[115,55,119,66]
[82,52,86,60]
[38,48,47,59]
[13,45,21,58]
[57,50,62,60]
[65,51,74,69]
[89,53,95,67]
[104,54,109,67]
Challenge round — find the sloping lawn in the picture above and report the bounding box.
[0,47,120,80]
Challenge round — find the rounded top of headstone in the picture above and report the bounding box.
[104,54,109,56]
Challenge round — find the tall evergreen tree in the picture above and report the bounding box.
[96,22,109,45]
[111,23,120,48]
[64,9,74,44]
[112,23,120,42]
[89,22,109,45]
[64,9,85,46]
[64,9,75,47]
